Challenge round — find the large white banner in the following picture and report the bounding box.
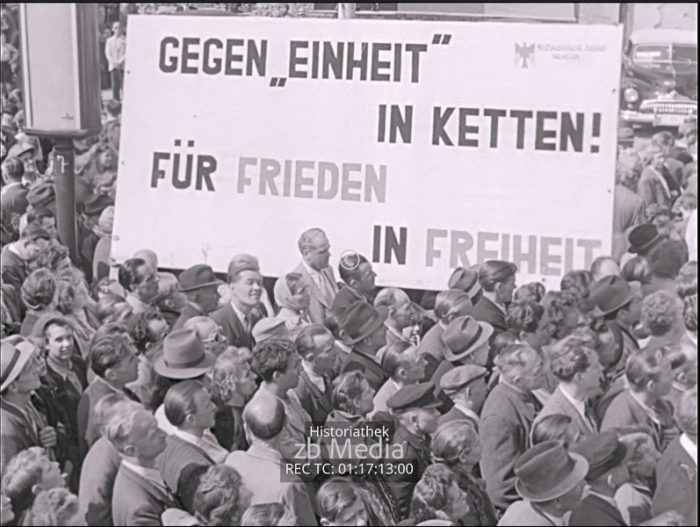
[112,16,622,290]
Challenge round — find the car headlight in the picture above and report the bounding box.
[624,88,639,103]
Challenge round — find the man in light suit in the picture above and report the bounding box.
[211,254,266,349]
[292,228,338,325]
[613,150,647,261]
[638,145,673,209]
[534,334,605,443]
[107,406,177,526]
[226,394,317,526]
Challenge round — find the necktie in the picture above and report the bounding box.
[584,402,599,433]
[316,273,331,304]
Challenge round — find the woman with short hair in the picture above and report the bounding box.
[410,463,471,525]
[209,349,257,451]
[25,488,82,526]
[19,268,57,337]
[1,447,65,526]
[430,421,497,525]
[193,464,250,526]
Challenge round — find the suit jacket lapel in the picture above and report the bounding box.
[1,400,39,445]
[226,303,248,342]
[555,389,596,436]
[298,263,331,309]
[322,267,339,294]
[301,372,332,413]
[122,464,175,506]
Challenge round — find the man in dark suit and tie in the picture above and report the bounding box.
[293,228,339,325]
[479,343,548,513]
[471,260,517,337]
[534,334,605,443]
[652,387,697,526]
[173,264,223,330]
[332,252,377,320]
[106,406,177,526]
[211,254,266,349]
[292,324,336,427]
[338,301,388,392]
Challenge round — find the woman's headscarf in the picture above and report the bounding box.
[274,273,306,314]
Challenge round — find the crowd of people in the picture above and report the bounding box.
[1,9,699,527]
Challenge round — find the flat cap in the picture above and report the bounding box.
[387,381,442,413]
[439,365,488,393]
[252,317,289,343]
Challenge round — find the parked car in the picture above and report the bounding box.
[620,29,697,129]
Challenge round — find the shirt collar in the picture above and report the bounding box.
[302,360,325,391]
[588,490,622,510]
[680,433,697,465]
[629,390,661,424]
[301,259,322,278]
[173,429,201,446]
[453,402,480,423]
[95,375,122,396]
[558,384,587,415]
[385,322,410,342]
[173,429,228,463]
[229,300,249,325]
[530,503,566,526]
[121,459,165,486]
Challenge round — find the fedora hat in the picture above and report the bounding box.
[448,267,482,301]
[515,441,589,502]
[154,328,215,379]
[571,431,628,481]
[82,193,114,217]
[178,264,223,292]
[589,275,637,317]
[341,300,388,345]
[442,316,493,362]
[628,224,662,254]
[27,182,56,209]
[1,340,36,392]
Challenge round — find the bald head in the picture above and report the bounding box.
[184,316,219,340]
[243,392,286,440]
[590,256,620,281]
[374,287,410,310]
[133,249,158,270]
